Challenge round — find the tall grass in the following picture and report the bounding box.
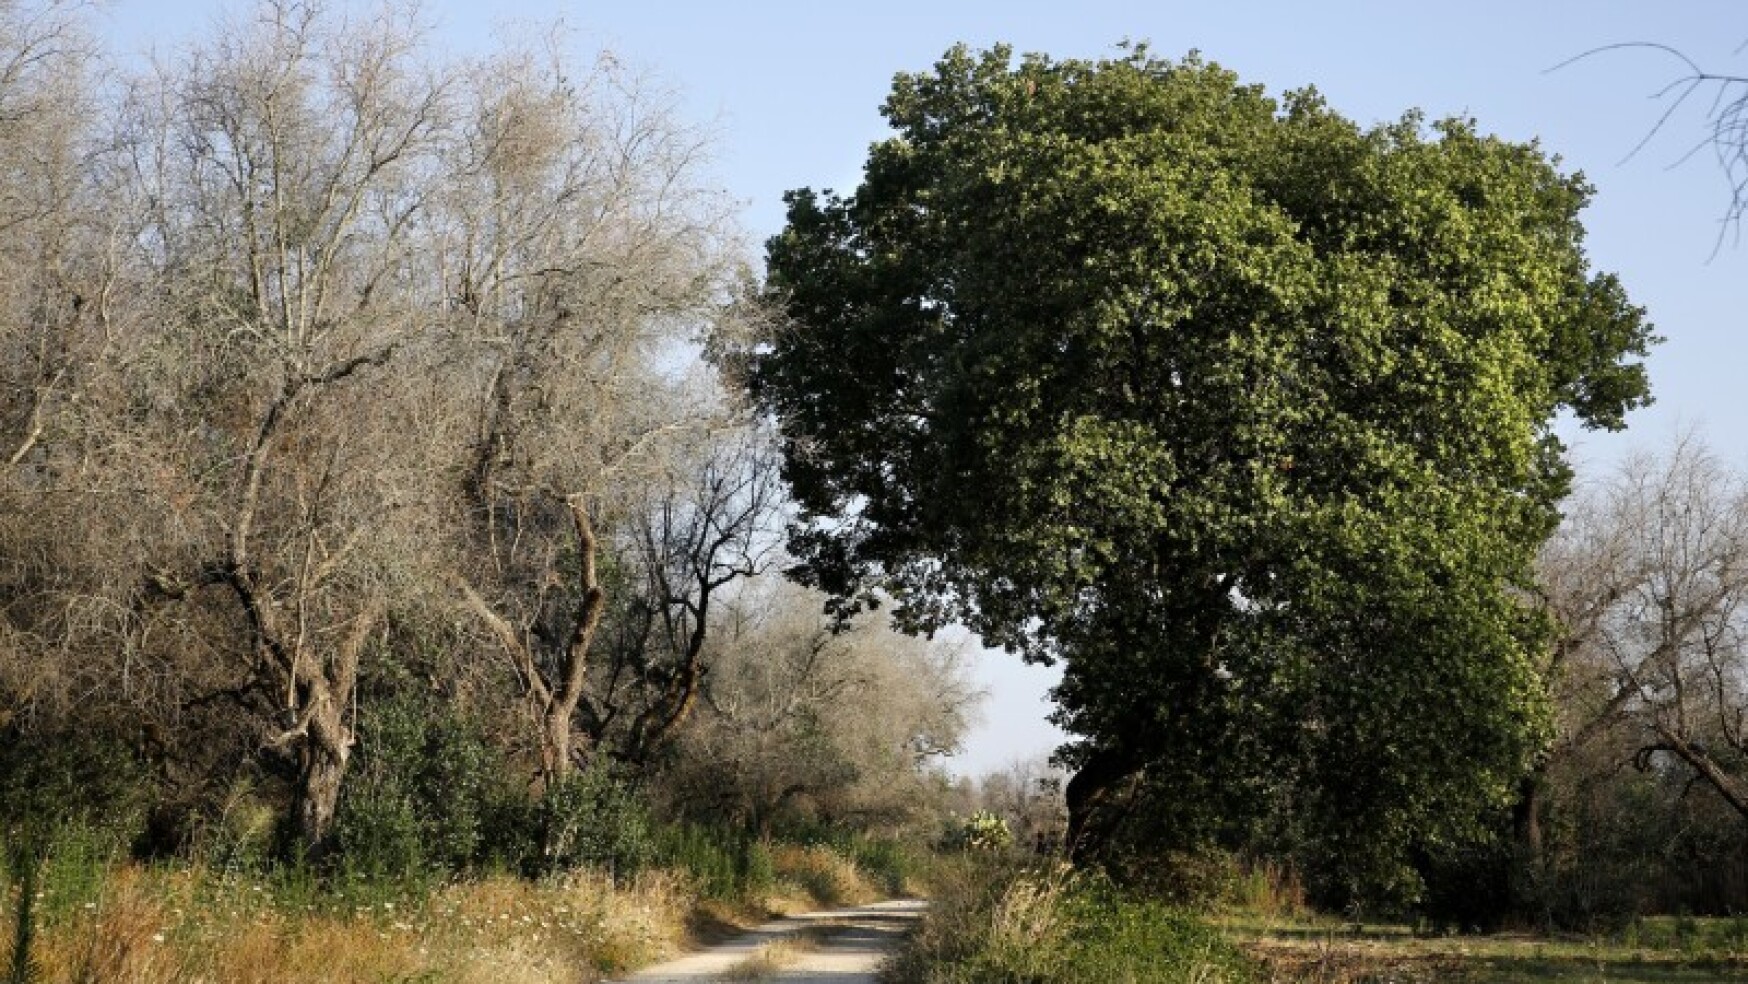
[4,841,40,984]
[655,823,776,901]
[1,809,921,983]
[886,856,1257,984]
[769,844,878,907]
[653,822,920,909]
[0,861,690,984]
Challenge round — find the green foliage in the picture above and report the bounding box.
[1523,755,1748,931]
[845,837,921,896]
[654,823,775,901]
[31,824,122,924]
[333,695,515,880]
[887,860,1255,983]
[198,780,280,877]
[754,43,1657,907]
[945,811,1014,853]
[0,727,150,854]
[761,818,924,896]
[535,761,654,879]
[0,820,137,984]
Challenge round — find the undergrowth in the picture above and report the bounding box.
[886,855,1256,984]
[0,821,917,983]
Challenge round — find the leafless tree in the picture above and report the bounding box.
[587,423,785,765]
[109,0,462,850]
[660,579,981,836]
[0,1,146,741]
[0,0,773,857]
[1540,436,1748,829]
[436,32,745,788]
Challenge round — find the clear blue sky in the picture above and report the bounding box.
[100,1,1748,777]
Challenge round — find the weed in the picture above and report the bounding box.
[722,934,820,981]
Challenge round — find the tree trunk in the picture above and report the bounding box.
[293,701,352,856]
[1510,768,1549,924]
[1065,746,1140,865]
[1513,771,1544,859]
[535,499,608,790]
[540,705,574,786]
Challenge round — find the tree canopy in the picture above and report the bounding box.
[751,44,1657,904]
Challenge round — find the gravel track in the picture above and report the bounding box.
[612,898,927,983]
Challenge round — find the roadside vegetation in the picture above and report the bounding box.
[0,826,922,983]
[5,1,1747,981]
[887,856,1255,984]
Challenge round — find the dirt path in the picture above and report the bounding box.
[612,899,927,983]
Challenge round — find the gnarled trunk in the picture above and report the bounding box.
[293,703,352,855]
[1065,745,1140,865]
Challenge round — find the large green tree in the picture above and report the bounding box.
[751,45,1656,904]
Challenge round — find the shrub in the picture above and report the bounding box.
[535,762,653,880]
[196,781,278,877]
[0,727,150,855]
[846,837,920,897]
[945,811,1013,854]
[770,844,876,907]
[653,823,773,902]
[333,695,514,879]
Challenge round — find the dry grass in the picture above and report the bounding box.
[884,858,1254,984]
[3,863,692,984]
[1228,916,1748,983]
[721,928,831,981]
[769,845,879,909]
[0,837,902,984]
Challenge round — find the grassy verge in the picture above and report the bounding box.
[0,827,915,983]
[1225,913,1748,983]
[1,862,688,984]
[884,855,1256,984]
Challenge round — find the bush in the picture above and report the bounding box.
[654,823,774,901]
[196,780,278,877]
[771,844,876,906]
[945,811,1013,853]
[847,837,921,897]
[536,762,653,880]
[333,695,513,879]
[0,726,150,854]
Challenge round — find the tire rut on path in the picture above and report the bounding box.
[611,898,927,983]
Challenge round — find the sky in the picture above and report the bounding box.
[97,1,1748,778]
